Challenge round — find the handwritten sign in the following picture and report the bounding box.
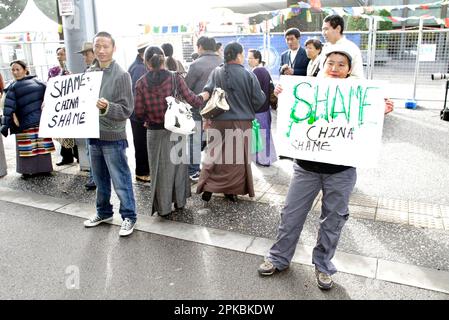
[276,76,385,168]
[39,72,103,138]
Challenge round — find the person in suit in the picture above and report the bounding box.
[279,28,309,76]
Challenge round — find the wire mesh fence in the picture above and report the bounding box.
[369,29,449,101]
[0,40,64,85]
[1,26,448,103]
[210,28,449,102]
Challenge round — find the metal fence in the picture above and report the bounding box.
[210,27,449,102]
[362,26,449,102]
[1,26,448,103]
[0,40,64,85]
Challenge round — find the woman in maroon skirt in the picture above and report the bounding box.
[197,42,266,203]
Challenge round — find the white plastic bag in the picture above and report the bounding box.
[164,96,195,135]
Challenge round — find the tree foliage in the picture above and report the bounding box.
[378,9,393,31]
[0,0,28,30]
[347,16,368,31]
[34,0,58,23]
[346,9,393,32]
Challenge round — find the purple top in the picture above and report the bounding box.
[252,66,271,113]
[47,66,69,80]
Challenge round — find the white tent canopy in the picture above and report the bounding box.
[0,0,58,34]
[94,0,256,35]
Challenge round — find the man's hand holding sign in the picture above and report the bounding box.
[96,97,109,112]
[39,72,103,138]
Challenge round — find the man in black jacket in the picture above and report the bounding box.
[128,40,151,184]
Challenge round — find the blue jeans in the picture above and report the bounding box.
[89,139,136,222]
[85,138,94,183]
[188,119,202,175]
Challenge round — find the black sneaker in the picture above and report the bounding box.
[201,191,212,202]
[85,180,96,191]
[56,159,74,166]
[224,194,238,202]
[189,171,200,182]
[315,268,333,290]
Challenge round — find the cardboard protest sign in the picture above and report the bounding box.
[39,72,103,138]
[276,76,385,168]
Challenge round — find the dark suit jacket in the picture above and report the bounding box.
[280,47,309,76]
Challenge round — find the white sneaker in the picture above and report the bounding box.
[84,215,113,228]
[119,218,136,237]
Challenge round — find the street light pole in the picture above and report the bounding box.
[412,17,424,102]
[60,0,97,73]
[58,0,98,170]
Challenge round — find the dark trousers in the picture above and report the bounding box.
[131,119,149,176]
[60,145,78,162]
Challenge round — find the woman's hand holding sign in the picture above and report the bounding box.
[384,98,394,115]
[274,84,283,97]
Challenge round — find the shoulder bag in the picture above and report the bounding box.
[164,72,196,135]
[200,67,230,119]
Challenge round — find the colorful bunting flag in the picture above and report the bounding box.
[387,16,399,23]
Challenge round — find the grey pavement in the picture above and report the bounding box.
[0,200,447,300]
[1,101,449,299]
